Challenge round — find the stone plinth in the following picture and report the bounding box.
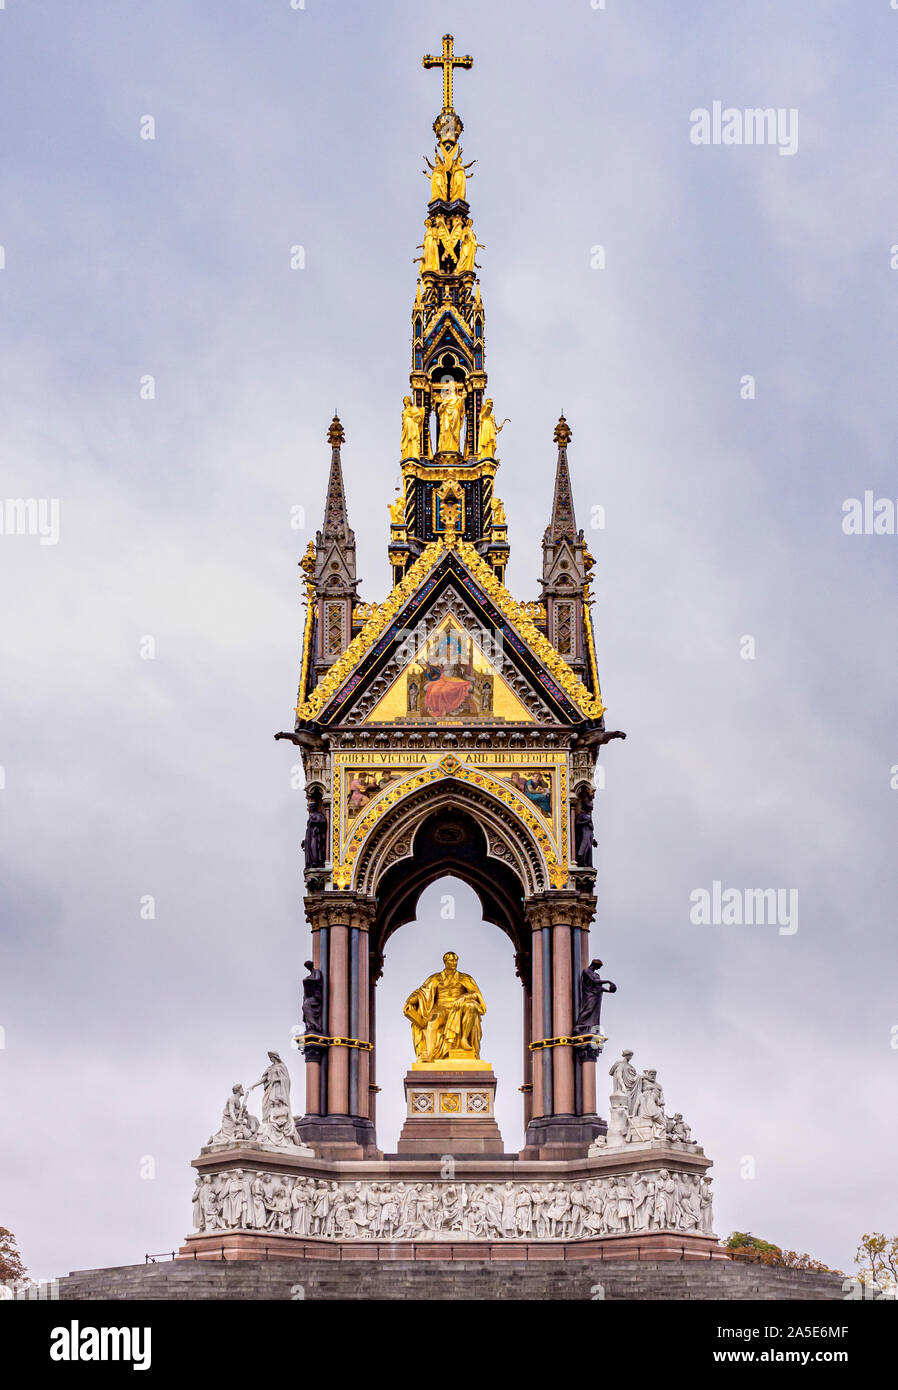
[397,1065,504,1156]
[179,1229,724,1262]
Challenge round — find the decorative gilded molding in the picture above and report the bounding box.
[400,459,498,484]
[582,582,601,702]
[333,751,567,890]
[295,541,318,709]
[334,749,568,886]
[296,541,446,720]
[455,539,604,719]
[530,1033,607,1051]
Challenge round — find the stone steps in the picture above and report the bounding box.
[58,1259,845,1301]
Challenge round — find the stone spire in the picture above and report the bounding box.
[320,414,353,543]
[545,414,578,543]
[541,415,590,677]
[312,415,357,677]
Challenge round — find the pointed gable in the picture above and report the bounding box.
[296,538,604,727]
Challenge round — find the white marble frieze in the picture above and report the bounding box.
[191,1168,714,1241]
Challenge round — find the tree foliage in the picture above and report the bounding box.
[855,1232,898,1292]
[725,1230,840,1273]
[0,1228,30,1288]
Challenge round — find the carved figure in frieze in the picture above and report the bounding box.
[310,1180,330,1237]
[650,1169,678,1229]
[291,1178,313,1236]
[221,1169,248,1228]
[249,1173,266,1230]
[501,1182,518,1238]
[514,1185,533,1238]
[197,1173,223,1231]
[191,1170,714,1245]
[419,1183,438,1234]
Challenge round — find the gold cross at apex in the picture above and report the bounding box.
[423,32,473,113]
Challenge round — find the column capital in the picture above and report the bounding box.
[524,890,596,932]
[304,891,377,932]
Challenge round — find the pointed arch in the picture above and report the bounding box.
[352,776,550,905]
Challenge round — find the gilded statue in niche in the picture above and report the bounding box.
[400,396,426,460]
[477,399,509,459]
[435,380,466,453]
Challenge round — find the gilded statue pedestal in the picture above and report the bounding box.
[397,1066,505,1157]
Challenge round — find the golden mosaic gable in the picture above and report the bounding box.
[364,613,534,724]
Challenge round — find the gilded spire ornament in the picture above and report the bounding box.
[553,413,572,447]
[422,33,473,115]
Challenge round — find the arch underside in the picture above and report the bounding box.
[355,780,548,964]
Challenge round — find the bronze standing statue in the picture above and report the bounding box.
[301,790,327,870]
[573,959,617,1061]
[574,787,597,867]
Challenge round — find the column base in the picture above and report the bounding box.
[520,1112,607,1160]
[296,1113,382,1160]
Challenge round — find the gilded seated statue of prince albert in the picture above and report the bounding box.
[403,951,487,1064]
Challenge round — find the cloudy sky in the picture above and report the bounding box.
[1,0,896,1282]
